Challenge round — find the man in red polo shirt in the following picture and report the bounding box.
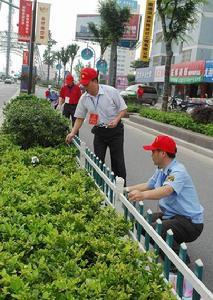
[59,73,81,127]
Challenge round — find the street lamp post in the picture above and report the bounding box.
[28,0,37,94]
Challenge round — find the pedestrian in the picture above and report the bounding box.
[126,135,204,266]
[65,67,127,183]
[137,85,144,103]
[58,73,81,127]
[45,85,52,100]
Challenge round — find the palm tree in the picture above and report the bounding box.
[60,47,70,78]
[88,22,111,59]
[42,31,57,82]
[98,0,130,86]
[67,44,80,73]
[54,51,62,85]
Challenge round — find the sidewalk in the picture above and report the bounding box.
[123,114,213,159]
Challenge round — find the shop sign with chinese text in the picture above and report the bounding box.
[140,0,155,62]
[35,3,51,45]
[170,60,205,84]
[18,0,32,42]
[204,60,213,83]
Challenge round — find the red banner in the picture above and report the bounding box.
[22,50,29,65]
[123,14,140,40]
[18,0,32,42]
[171,60,205,78]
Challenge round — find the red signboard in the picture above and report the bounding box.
[18,0,32,42]
[171,60,205,78]
[123,14,141,40]
[22,50,29,65]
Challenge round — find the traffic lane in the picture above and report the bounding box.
[79,122,213,290]
[0,82,19,108]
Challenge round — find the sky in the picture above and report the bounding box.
[0,0,145,74]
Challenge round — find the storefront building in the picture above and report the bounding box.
[136,60,213,99]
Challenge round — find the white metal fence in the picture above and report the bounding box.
[73,136,213,300]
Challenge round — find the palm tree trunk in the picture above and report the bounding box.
[47,63,50,83]
[162,41,173,111]
[108,40,117,87]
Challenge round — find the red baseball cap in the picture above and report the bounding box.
[143,135,177,154]
[65,74,74,85]
[80,68,98,86]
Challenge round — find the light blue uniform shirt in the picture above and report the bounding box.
[74,85,127,125]
[147,159,204,224]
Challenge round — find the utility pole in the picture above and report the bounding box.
[6,0,12,77]
[28,0,37,94]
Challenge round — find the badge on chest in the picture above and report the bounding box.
[89,113,99,125]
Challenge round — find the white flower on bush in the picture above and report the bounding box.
[31,156,39,165]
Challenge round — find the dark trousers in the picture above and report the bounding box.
[92,123,126,183]
[151,213,203,257]
[63,103,77,127]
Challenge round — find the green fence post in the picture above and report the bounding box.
[145,209,152,251]
[192,259,203,300]
[176,243,187,298]
[137,201,144,242]
[164,229,173,280]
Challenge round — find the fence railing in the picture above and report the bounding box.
[73,136,213,300]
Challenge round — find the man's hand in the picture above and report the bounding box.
[108,118,119,128]
[65,132,75,144]
[128,190,146,202]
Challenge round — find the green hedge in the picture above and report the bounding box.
[2,95,70,149]
[138,107,213,136]
[0,135,175,299]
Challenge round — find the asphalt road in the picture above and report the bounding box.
[1,84,213,291]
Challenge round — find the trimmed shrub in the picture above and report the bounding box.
[191,106,213,124]
[2,95,70,148]
[139,107,213,136]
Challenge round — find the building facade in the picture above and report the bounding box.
[136,2,213,98]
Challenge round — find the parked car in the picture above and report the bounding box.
[120,84,158,106]
[4,78,13,84]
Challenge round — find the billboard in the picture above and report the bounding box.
[117,0,139,13]
[75,14,141,48]
[140,0,155,61]
[204,60,213,82]
[35,3,51,45]
[18,0,32,42]
[170,60,205,84]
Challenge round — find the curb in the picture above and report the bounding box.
[123,115,213,159]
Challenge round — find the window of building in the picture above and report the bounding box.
[182,50,192,62]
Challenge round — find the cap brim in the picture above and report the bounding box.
[143,145,156,151]
[80,79,90,86]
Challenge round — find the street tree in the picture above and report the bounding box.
[42,31,57,82]
[54,51,62,85]
[88,22,111,59]
[157,0,205,111]
[67,44,80,74]
[98,0,130,87]
[74,59,84,80]
[60,47,70,78]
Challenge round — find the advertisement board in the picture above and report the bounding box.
[204,60,213,82]
[154,65,165,82]
[136,67,154,83]
[35,3,51,45]
[18,0,32,42]
[170,60,205,84]
[75,14,141,48]
[140,0,155,61]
